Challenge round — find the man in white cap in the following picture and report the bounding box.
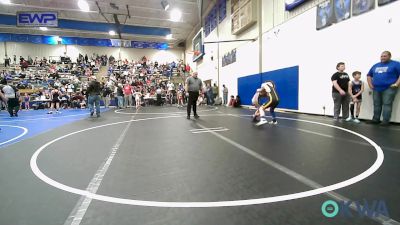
[87,76,102,117]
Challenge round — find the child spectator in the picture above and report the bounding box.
[228,95,235,107]
[234,95,242,108]
[24,93,30,110]
[348,71,364,123]
[133,88,142,109]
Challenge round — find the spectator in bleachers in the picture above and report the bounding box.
[2,52,191,110]
[47,88,61,114]
[123,81,133,108]
[102,85,112,108]
[156,86,163,106]
[71,93,83,109]
[116,83,124,109]
[21,60,29,71]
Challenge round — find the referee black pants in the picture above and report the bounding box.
[187,91,199,117]
[7,98,19,116]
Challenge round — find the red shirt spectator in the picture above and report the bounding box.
[123,84,132,95]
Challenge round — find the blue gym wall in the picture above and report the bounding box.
[238,66,299,110]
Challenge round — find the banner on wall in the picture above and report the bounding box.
[0,33,169,50]
[352,0,375,16]
[61,37,78,45]
[210,6,218,32]
[204,18,211,37]
[27,35,43,44]
[222,49,236,67]
[204,0,226,37]
[121,40,131,48]
[218,0,227,23]
[378,0,398,5]
[17,12,58,27]
[110,39,121,47]
[316,0,335,30]
[334,0,351,22]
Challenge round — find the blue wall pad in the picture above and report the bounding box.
[238,74,262,106]
[237,66,299,110]
[261,66,299,110]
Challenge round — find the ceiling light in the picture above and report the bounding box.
[109,30,116,36]
[161,0,169,11]
[170,9,182,22]
[166,34,172,39]
[0,0,11,4]
[78,0,90,12]
[39,27,48,31]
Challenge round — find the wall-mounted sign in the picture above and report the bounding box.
[334,0,351,22]
[231,0,257,35]
[17,12,58,27]
[352,0,375,16]
[316,0,335,30]
[378,0,398,6]
[222,49,236,67]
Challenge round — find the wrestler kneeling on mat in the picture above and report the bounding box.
[252,81,280,126]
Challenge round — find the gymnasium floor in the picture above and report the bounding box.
[0,106,399,225]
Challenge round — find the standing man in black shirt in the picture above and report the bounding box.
[4,55,10,67]
[331,62,350,121]
[185,72,203,119]
[87,76,102,117]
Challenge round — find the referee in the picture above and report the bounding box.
[185,72,203,119]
